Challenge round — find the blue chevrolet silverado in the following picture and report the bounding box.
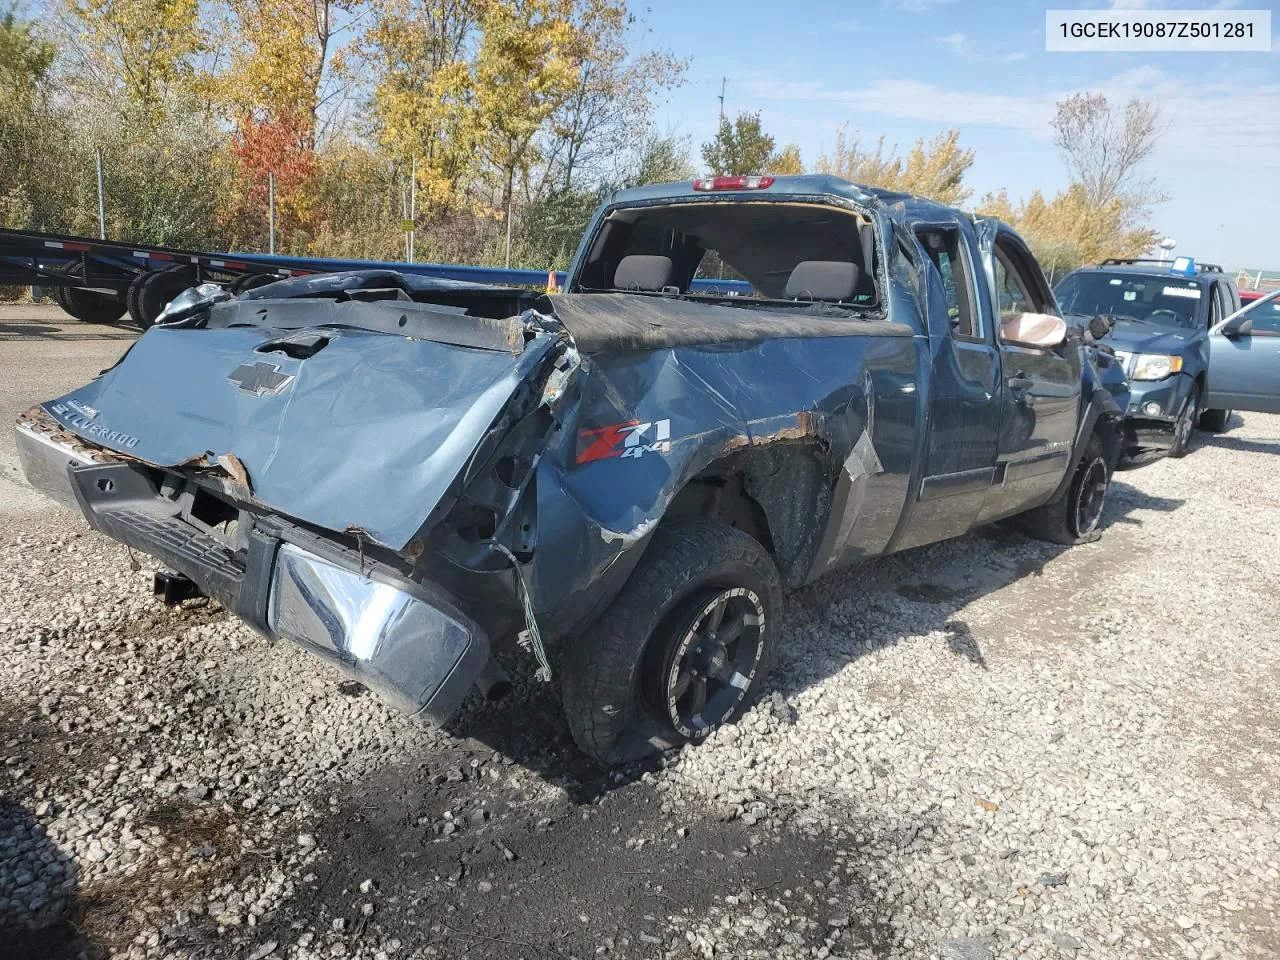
[17,175,1142,762]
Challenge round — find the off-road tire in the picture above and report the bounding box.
[1168,383,1201,458]
[559,519,782,765]
[135,265,196,329]
[1199,407,1231,433]
[57,286,127,325]
[1020,433,1111,546]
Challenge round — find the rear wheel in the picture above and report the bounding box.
[57,286,127,325]
[559,519,781,764]
[135,266,196,329]
[1199,406,1231,433]
[1020,433,1111,546]
[125,273,148,327]
[230,272,275,295]
[1169,383,1201,458]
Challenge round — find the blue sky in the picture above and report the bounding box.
[638,0,1279,271]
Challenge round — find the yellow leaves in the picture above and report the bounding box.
[816,125,974,206]
[60,0,202,114]
[770,144,803,176]
[977,182,1159,277]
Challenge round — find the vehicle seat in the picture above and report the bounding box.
[613,255,673,291]
[785,261,859,301]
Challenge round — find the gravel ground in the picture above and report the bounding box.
[2,306,1279,959]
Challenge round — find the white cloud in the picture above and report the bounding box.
[938,31,967,54]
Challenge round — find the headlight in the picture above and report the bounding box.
[1131,354,1183,381]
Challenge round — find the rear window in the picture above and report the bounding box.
[574,200,878,305]
[1055,271,1204,330]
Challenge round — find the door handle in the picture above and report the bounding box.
[1007,376,1034,390]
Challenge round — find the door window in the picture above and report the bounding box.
[1241,296,1280,336]
[916,227,980,339]
[993,240,1052,343]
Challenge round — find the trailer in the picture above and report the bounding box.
[0,227,751,329]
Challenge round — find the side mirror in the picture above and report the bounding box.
[1223,316,1253,339]
[1088,313,1115,341]
[1001,311,1068,350]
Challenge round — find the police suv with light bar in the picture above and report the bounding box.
[1054,257,1280,464]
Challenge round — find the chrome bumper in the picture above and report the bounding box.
[14,415,104,509]
[268,542,486,718]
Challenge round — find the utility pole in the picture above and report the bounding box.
[717,77,726,124]
[94,148,107,239]
[408,157,417,264]
[268,172,276,255]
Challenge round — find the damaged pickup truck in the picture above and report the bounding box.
[16,175,1130,763]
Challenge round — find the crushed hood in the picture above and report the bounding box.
[43,323,557,550]
[1102,320,1197,355]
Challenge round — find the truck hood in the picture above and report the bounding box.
[1102,320,1198,355]
[42,321,556,550]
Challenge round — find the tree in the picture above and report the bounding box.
[207,0,359,247]
[977,184,1159,281]
[1051,93,1163,213]
[0,6,63,229]
[354,0,485,209]
[520,132,694,270]
[816,126,973,205]
[539,0,685,193]
[700,111,801,176]
[58,0,203,118]
[630,132,695,186]
[475,0,580,216]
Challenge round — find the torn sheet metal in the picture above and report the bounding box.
[41,323,558,550]
[821,429,887,571]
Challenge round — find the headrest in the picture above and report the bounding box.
[614,255,673,292]
[785,261,859,301]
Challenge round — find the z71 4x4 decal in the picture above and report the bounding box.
[577,419,672,464]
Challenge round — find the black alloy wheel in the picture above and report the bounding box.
[1072,455,1109,539]
[650,587,767,741]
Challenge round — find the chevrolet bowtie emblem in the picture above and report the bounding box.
[228,361,294,397]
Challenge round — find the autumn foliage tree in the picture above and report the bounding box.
[816,126,975,205]
[978,93,1165,279]
[700,111,802,177]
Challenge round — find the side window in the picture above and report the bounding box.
[1208,283,1225,328]
[1240,296,1280,336]
[992,238,1053,345]
[915,227,980,340]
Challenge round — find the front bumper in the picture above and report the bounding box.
[14,414,488,722]
[1115,376,1189,468]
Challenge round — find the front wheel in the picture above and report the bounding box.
[1020,433,1111,546]
[1169,383,1201,458]
[559,520,781,764]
